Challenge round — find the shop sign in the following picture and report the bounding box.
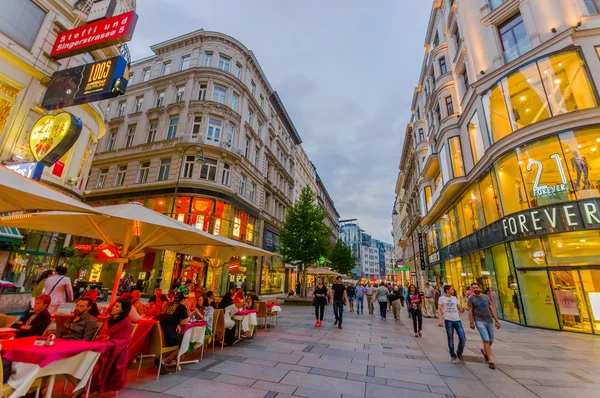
[75,244,92,252]
[410,272,417,276]
[555,290,579,316]
[429,251,440,264]
[29,112,83,166]
[418,233,427,270]
[97,243,119,259]
[51,11,138,59]
[4,162,44,181]
[526,154,569,197]
[42,56,129,110]
[394,266,410,271]
[86,0,118,23]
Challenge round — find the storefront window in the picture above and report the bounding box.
[481,249,502,319]
[516,136,574,207]
[0,80,18,136]
[579,269,600,334]
[503,62,551,131]
[483,84,512,143]
[213,201,232,237]
[490,244,522,323]
[550,270,593,333]
[517,269,559,330]
[479,172,501,223]
[260,257,284,294]
[559,127,600,197]
[459,185,485,235]
[542,230,600,266]
[494,152,529,215]
[446,257,466,307]
[191,197,213,232]
[174,196,192,224]
[448,137,465,177]
[434,172,443,192]
[510,237,546,268]
[424,186,432,210]
[468,113,485,165]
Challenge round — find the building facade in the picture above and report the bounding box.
[396,0,600,334]
[340,219,393,281]
[84,29,301,296]
[0,0,125,291]
[315,172,340,244]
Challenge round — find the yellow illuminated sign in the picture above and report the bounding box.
[29,112,82,166]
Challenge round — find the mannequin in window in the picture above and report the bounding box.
[570,150,591,190]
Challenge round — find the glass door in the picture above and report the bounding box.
[550,270,592,333]
[578,269,600,334]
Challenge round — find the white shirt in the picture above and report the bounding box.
[43,274,73,305]
[439,295,460,321]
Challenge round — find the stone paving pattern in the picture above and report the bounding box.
[120,305,600,398]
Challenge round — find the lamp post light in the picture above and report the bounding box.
[169,144,205,218]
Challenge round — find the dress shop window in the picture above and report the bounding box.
[96,168,109,188]
[222,163,231,185]
[161,61,171,76]
[147,121,157,143]
[207,118,222,143]
[218,55,231,72]
[134,96,144,113]
[142,68,151,82]
[199,158,218,181]
[0,0,46,50]
[249,182,256,202]
[239,174,246,195]
[180,55,191,71]
[117,101,126,117]
[125,125,136,148]
[175,86,185,103]
[198,83,208,101]
[203,52,213,67]
[445,95,454,116]
[191,116,202,139]
[439,57,447,75]
[107,131,117,151]
[156,91,165,107]
[157,158,171,181]
[114,166,127,186]
[212,86,227,105]
[167,118,178,139]
[182,155,195,178]
[137,162,150,183]
[226,125,234,146]
[231,92,239,112]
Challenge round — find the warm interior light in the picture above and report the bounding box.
[558,243,563,248]
[518,161,523,165]
[527,79,531,83]
[596,138,600,143]
[525,109,530,113]
[555,79,561,84]
[520,96,526,101]
[558,63,563,67]
[544,70,548,74]
[580,239,586,242]
[471,194,476,200]
[592,147,597,152]
[578,144,582,149]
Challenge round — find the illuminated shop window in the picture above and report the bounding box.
[479,171,501,223]
[483,85,513,143]
[494,152,528,215]
[559,127,600,198]
[449,136,465,177]
[459,185,485,236]
[468,113,485,165]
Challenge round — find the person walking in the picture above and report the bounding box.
[424,282,436,318]
[438,285,467,364]
[403,282,411,318]
[313,278,328,327]
[355,282,365,314]
[376,282,389,320]
[330,276,347,329]
[365,282,375,315]
[347,283,356,312]
[407,284,423,337]
[44,266,74,315]
[467,282,501,369]
[388,286,402,321]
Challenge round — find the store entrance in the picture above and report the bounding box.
[550,269,600,334]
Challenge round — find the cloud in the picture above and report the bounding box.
[128,0,431,242]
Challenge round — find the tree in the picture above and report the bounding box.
[66,254,93,279]
[328,239,356,276]
[280,186,331,296]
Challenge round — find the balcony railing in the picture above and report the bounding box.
[503,39,531,63]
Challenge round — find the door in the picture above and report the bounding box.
[550,270,592,333]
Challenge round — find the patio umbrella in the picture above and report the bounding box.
[0,166,97,213]
[305,267,341,276]
[0,203,232,302]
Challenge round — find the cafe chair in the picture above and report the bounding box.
[202,310,220,361]
[136,323,179,381]
[1,350,41,398]
[255,301,269,329]
[42,320,56,337]
[91,322,104,340]
[0,315,16,329]
[266,300,278,327]
[213,309,226,351]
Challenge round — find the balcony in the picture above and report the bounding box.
[421,152,439,179]
[503,40,531,64]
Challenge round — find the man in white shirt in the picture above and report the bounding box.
[424,282,436,318]
[438,284,466,364]
[44,266,74,315]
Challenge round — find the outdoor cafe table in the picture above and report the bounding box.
[0,336,106,398]
[176,320,208,370]
[232,309,257,345]
[128,318,157,362]
[266,303,282,313]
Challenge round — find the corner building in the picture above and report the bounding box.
[85,30,301,296]
[398,0,600,334]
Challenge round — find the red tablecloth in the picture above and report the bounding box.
[181,320,208,334]
[0,336,106,368]
[236,309,257,315]
[127,319,157,362]
[266,303,274,309]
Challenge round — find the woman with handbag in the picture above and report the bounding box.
[313,278,328,327]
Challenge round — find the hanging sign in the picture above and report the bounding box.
[51,11,138,59]
[42,56,129,110]
[29,112,83,166]
[4,162,44,181]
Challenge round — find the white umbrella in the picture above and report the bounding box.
[305,267,341,276]
[0,166,97,213]
[0,203,232,302]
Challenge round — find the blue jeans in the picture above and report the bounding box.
[333,300,344,326]
[356,296,364,313]
[379,301,388,318]
[444,320,466,358]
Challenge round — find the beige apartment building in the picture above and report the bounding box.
[395,0,600,334]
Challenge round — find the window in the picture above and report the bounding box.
[137,162,150,183]
[207,118,222,143]
[438,57,447,75]
[218,55,231,72]
[247,110,253,125]
[239,174,246,195]
[0,0,46,50]
[157,158,171,181]
[167,118,178,139]
[231,92,239,111]
[226,125,234,146]
[257,121,263,137]
[191,116,202,138]
[250,80,256,96]
[182,155,195,178]
[244,136,250,158]
[156,91,165,107]
[585,0,600,14]
[128,72,134,84]
[180,55,191,71]
[454,26,461,48]
[96,168,108,188]
[114,165,127,186]
[254,146,260,167]
[117,101,126,117]
[198,83,207,100]
[142,68,151,82]
[439,144,450,183]
[433,32,440,48]
[418,128,424,142]
[212,86,227,104]
[235,63,242,79]
[125,125,135,148]
[134,96,144,113]
[175,86,185,103]
[200,158,217,181]
[147,121,157,143]
[468,113,485,165]
[107,130,117,151]
[461,68,470,93]
[489,0,507,10]
[445,96,454,116]
[161,61,171,76]
[203,52,213,67]
[499,14,530,63]
[249,182,256,202]
[222,163,231,185]
[260,94,265,109]
[424,186,432,210]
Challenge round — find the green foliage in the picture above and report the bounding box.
[327,239,356,275]
[60,246,77,258]
[280,186,331,272]
[66,254,93,272]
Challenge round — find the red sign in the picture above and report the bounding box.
[51,11,138,59]
[97,243,119,259]
[75,244,92,252]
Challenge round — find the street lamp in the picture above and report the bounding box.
[169,144,205,218]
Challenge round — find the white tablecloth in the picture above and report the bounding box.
[270,306,282,313]
[232,313,257,332]
[177,325,206,359]
[8,350,101,398]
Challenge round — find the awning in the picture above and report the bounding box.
[0,226,22,244]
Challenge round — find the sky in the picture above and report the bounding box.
[128,0,432,243]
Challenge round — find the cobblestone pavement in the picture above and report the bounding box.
[120,305,600,398]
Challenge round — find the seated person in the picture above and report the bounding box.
[81,293,101,317]
[233,289,245,304]
[146,294,168,317]
[223,303,251,340]
[103,292,140,322]
[243,295,254,310]
[56,298,98,341]
[248,289,260,307]
[155,291,189,374]
[192,295,214,332]
[206,291,217,309]
[131,290,146,316]
[147,288,163,304]
[12,294,52,338]
[217,287,235,309]
[178,279,193,297]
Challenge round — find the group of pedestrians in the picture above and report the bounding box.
[312,278,501,369]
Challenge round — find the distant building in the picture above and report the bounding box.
[340,219,393,280]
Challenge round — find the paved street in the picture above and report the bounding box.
[120,305,600,398]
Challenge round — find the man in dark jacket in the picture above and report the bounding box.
[12,294,52,337]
